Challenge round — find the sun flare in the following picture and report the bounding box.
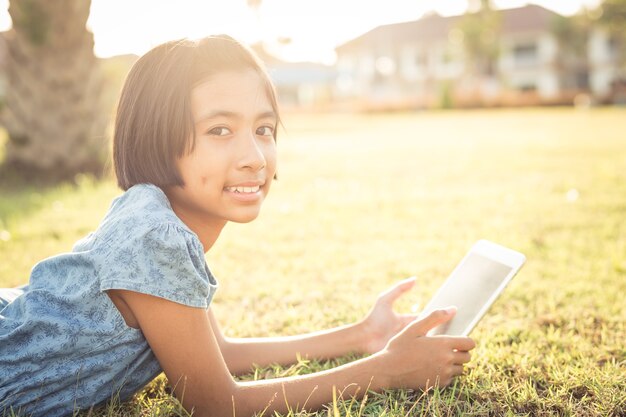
[0,0,602,63]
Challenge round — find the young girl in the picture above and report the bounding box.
[0,35,475,417]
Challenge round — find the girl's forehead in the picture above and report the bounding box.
[191,69,274,116]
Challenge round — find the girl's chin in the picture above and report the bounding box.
[228,208,263,224]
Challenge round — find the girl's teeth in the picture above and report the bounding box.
[227,186,260,193]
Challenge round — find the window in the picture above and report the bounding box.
[518,83,536,92]
[513,43,538,65]
[575,71,589,89]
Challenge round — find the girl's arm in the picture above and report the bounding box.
[208,308,370,375]
[113,289,474,417]
[210,278,420,375]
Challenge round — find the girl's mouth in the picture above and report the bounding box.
[224,185,261,193]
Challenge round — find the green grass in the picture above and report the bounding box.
[1,108,625,416]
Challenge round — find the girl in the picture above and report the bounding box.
[0,35,475,417]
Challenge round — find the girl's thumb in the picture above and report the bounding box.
[410,307,457,337]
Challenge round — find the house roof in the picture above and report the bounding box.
[500,4,561,33]
[335,5,561,53]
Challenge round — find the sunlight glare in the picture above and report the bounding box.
[0,0,605,62]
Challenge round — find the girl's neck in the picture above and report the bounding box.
[164,197,226,253]
[179,212,225,253]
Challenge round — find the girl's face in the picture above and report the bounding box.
[166,69,277,227]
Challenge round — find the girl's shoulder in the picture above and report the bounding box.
[93,184,216,308]
[108,183,180,224]
[96,183,198,246]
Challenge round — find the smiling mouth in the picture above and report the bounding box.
[225,185,261,193]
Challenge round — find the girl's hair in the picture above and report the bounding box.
[113,35,280,191]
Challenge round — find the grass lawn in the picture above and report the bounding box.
[1,108,625,416]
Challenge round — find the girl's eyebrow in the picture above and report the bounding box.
[196,110,277,124]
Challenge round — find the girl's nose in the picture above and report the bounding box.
[237,131,266,171]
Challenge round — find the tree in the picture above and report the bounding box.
[596,0,626,71]
[597,0,626,37]
[551,13,592,91]
[247,0,262,21]
[456,0,502,105]
[1,0,106,182]
[458,0,501,77]
[246,0,262,10]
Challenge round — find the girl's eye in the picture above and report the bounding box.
[207,126,231,136]
[256,126,274,136]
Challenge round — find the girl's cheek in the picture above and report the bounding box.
[266,151,278,173]
[262,141,277,161]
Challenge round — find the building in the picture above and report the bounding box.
[251,44,336,109]
[334,5,623,109]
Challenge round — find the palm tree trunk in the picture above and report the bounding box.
[1,0,106,182]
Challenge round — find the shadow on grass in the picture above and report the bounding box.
[0,166,110,230]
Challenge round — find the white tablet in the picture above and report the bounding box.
[418,240,526,336]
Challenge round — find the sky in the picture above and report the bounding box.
[0,0,602,63]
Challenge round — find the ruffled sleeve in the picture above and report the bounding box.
[99,223,217,308]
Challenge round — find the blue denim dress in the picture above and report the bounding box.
[0,184,218,416]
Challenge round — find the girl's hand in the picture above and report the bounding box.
[377,308,476,390]
[361,277,419,354]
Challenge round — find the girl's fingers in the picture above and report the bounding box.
[399,313,419,326]
[453,351,472,364]
[406,308,456,337]
[451,364,465,377]
[380,276,416,303]
[447,336,476,352]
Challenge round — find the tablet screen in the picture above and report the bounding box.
[429,253,512,335]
